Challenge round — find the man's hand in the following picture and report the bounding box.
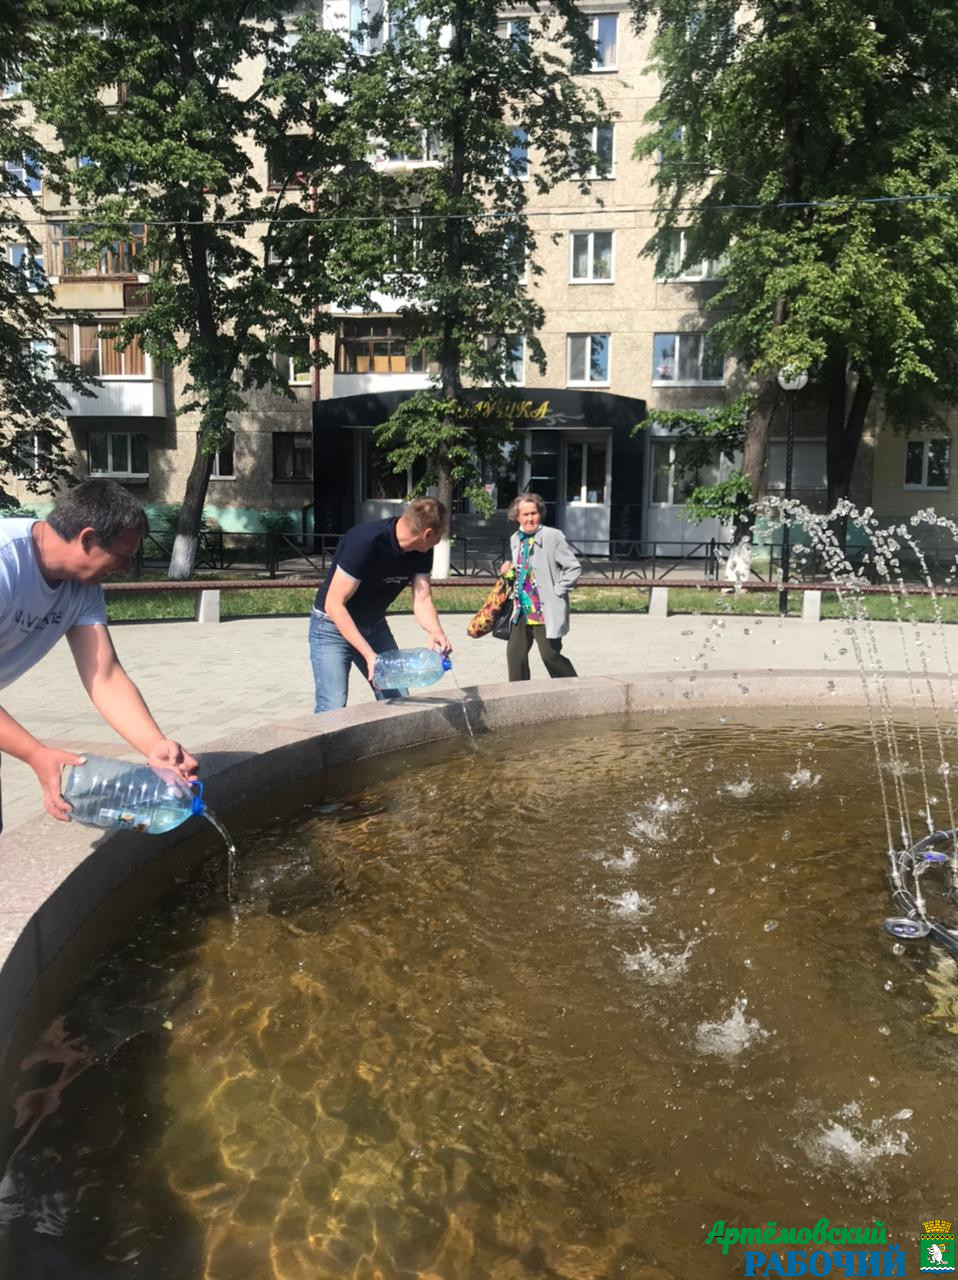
[25,745,87,823]
[366,651,379,683]
[146,738,199,781]
[427,629,452,655]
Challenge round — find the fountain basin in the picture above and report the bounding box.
[1,671,956,1278]
[0,669,951,1066]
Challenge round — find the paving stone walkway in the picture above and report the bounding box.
[3,608,958,832]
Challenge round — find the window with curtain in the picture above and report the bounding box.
[89,431,149,478]
[570,230,613,282]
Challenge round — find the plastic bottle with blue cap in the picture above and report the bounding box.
[371,647,453,692]
[61,754,205,835]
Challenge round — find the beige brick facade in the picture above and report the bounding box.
[7,9,940,539]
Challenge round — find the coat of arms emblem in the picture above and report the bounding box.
[922,1220,956,1273]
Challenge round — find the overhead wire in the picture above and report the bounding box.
[9,189,958,230]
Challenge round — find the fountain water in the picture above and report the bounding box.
[765,497,958,958]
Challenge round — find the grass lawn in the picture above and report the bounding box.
[103,582,958,624]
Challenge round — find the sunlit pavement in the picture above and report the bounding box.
[3,609,957,832]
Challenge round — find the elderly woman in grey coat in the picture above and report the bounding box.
[499,492,581,681]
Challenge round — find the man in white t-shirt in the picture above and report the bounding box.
[0,478,198,830]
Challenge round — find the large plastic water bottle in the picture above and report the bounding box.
[371,647,452,692]
[61,755,205,835]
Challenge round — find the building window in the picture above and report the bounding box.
[210,432,235,479]
[27,338,55,377]
[5,154,41,194]
[273,432,312,482]
[350,0,384,53]
[266,152,308,190]
[487,333,525,383]
[8,243,44,290]
[502,228,527,282]
[57,324,148,377]
[385,129,443,165]
[658,229,727,280]
[570,230,613,282]
[13,430,54,478]
[567,333,610,385]
[362,436,427,500]
[508,128,528,178]
[652,333,723,385]
[275,340,312,385]
[480,439,522,511]
[904,439,950,490]
[574,13,617,71]
[48,222,146,278]
[505,334,525,383]
[89,431,149,479]
[336,319,438,375]
[579,123,614,178]
[505,17,530,42]
[650,439,727,505]
[565,439,608,504]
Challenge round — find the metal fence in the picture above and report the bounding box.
[132,523,958,586]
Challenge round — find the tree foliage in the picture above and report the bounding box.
[368,0,607,539]
[25,0,391,574]
[0,7,86,509]
[633,0,958,512]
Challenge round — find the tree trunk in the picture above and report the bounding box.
[825,357,873,510]
[736,377,780,537]
[430,0,467,583]
[169,442,215,579]
[167,214,223,580]
[432,442,454,578]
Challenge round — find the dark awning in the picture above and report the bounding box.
[314,387,646,431]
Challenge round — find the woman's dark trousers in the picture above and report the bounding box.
[506,621,577,681]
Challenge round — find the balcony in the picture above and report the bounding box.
[55,378,167,418]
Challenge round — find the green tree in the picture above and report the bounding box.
[633,0,958,517]
[0,9,85,508]
[25,0,392,575]
[369,0,606,572]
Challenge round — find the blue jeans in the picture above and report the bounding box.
[308,610,404,713]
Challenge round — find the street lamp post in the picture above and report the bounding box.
[775,368,809,615]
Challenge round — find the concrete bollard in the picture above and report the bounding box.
[195,589,221,624]
[802,590,822,623]
[649,586,669,618]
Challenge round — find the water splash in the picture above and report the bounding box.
[694,997,769,1058]
[628,815,669,844]
[622,941,697,984]
[725,779,754,799]
[805,1103,911,1168]
[787,766,821,790]
[603,847,637,871]
[603,889,653,917]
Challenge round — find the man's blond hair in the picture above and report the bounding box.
[403,496,449,536]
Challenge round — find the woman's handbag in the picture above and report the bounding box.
[467,575,514,639]
[491,598,513,640]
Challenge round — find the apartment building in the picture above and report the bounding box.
[5,9,956,550]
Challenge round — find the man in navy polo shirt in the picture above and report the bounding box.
[309,497,452,712]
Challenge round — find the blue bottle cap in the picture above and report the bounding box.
[441,655,453,671]
[190,779,205,816]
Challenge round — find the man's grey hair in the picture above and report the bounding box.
[46,479,149,545]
